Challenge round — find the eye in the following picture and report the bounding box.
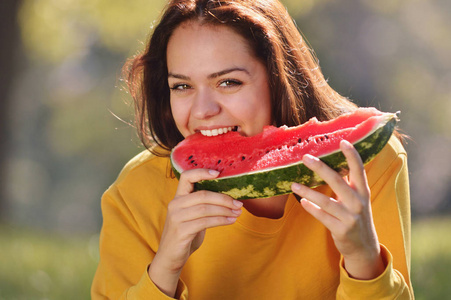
[218,79,242,88]
[170,83,191,91]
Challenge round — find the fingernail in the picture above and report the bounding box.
[209,169,220,176]
[303,154,318,165]
[233,200,243,207]
[227,217,237,223]
[291,182,302,192]
[232,209,242,215]
[341,140,352,149]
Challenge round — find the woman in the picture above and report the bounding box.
[92,0,413,299]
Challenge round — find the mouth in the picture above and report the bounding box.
[200,126,239,137]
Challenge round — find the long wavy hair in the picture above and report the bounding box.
[124,0,359,156]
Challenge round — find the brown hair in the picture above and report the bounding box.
[124,0,358,155]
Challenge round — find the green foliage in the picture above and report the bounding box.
[18,0,167,62]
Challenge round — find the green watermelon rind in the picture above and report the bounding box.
[172,114,397,200]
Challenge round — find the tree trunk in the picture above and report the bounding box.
[0,0,22,220]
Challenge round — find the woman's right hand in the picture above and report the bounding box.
[148,168,243,297]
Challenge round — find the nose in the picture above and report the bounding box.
[191,88,221,120]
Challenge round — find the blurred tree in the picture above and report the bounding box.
[289,0,451,216]
[0,0,22,220]
[4,0,167,231]
[18,0,167,63]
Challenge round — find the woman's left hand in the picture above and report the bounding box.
[291,140,385,280]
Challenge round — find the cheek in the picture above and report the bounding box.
[170,100,189,131]
[256,102,272,128]
[170,100,178,123]
[253,72,272,116]
[253,83,272,124]
[235,94,272,135]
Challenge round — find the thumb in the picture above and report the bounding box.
[175,169,220,196]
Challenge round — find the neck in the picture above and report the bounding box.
[241,194,290,219]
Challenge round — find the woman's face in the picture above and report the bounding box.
[167,21,272,138]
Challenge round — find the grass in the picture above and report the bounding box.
[411,216,451,300]
[0,216,450,299]
[0,225,99,300]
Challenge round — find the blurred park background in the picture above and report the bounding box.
[0,0,450,298]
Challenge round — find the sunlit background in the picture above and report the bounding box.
[1,0,450,298]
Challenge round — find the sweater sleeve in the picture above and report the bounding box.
[124,268,188,299]
[91,189,189,299]
[337,245,411,299]
[336,137,414,299]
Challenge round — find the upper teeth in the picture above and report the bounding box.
[201,127,234,137]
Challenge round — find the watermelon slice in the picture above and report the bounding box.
[170,107,398,200]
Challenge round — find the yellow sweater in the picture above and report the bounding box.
[92,136,414,299]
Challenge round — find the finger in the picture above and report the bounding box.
[177,202,242,223]
[299,198,341,232]
[340,140,370,197]
[183,215,238,235]
[292,182,349,221]
[176,169,221,196]
[302,154,354,201]
[176,190,243,210]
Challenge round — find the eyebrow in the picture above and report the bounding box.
[168,67,250,80]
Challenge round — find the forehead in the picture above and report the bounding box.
[166,21,256,69]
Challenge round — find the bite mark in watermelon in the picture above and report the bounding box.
[170,107,398,200]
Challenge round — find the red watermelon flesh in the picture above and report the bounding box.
[171,107,392,178]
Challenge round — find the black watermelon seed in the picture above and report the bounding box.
[188,155,193,160]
